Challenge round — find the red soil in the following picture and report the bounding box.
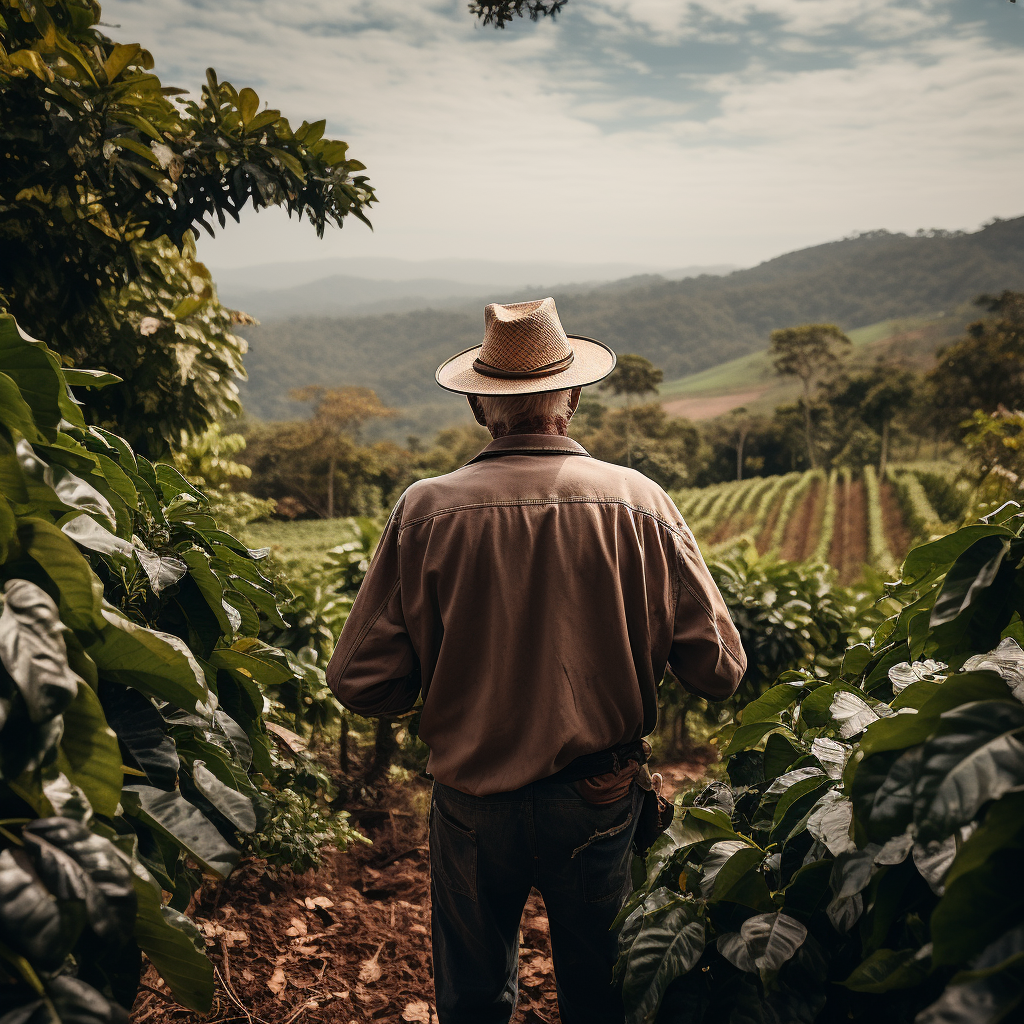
[830,477,870,584]
[880,479,913,563]
[780,480,822,562]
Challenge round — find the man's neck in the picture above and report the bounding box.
[489,416,570,439]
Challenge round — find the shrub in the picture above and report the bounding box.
[863,464,895,573]
[619,502,1024,1023]
[0,315,360,1017]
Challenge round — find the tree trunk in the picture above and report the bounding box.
[879,417,890,477]
[737,428,747,481]
[364,718,399,787]
[327,453,336,518]
[339,713,349,772]
[801,379,817,468]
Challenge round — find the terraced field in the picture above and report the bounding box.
[675,462,960,580]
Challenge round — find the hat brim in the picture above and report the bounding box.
[435,335,617,396]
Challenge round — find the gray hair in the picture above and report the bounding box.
[475,389,572,428]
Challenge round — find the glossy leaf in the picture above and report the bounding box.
[620,891,706,1024]
[59,680,123,817]
[98,682,179,791]
[913,700,1024,842]
[717,912,807,972]
[191,760,256,832]
[121,785,239,879]
[131,870,213,1011]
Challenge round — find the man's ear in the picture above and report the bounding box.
[567,387,582,420]
[468,395,488,427]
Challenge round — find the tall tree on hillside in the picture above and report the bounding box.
[926,292,1024,437]
[291,386,396,517]
[599,354,663,467]
[0,0,375,452]
[770,323,851,468]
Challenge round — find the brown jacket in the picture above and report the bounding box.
[326,434,746,796]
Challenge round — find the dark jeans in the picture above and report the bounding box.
[429,778,642,1024]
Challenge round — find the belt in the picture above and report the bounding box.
[540,740,647,785]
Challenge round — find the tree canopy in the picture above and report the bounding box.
[0,0,376,452]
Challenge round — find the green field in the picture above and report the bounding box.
[242,518,370,572]
[655,315,951,416]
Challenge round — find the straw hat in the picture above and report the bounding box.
[435,297,616,395]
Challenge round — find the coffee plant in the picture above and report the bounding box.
[617,503,1024,1023]
[0,315,360,1020]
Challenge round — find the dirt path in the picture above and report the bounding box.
[830,476,869,584]
[133,759,710,1024]
[756,492,785,555]
[779,480,822,562]
[880,479,913,563]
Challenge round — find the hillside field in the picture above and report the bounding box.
[674,461,961,581]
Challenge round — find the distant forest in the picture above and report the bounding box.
[238,217,1024,433]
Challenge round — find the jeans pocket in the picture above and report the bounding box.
[577,791,638,903]
[430,799,478,901]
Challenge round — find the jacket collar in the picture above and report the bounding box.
[465,433,591,465]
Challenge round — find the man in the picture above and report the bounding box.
[326,297,746,1024]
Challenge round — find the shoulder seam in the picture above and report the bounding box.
[398,495,686,535]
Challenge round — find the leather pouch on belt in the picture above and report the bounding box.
[632,763,675,857]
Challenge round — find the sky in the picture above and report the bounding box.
[103,0,1024,272]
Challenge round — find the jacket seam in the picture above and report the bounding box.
[398,496,685,535]
[676,568,745,669]
[332,576,403,680]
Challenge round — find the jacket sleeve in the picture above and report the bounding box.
[325,500,421,717]
[667,526,747,701]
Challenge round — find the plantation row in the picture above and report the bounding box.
[673,463,965,580]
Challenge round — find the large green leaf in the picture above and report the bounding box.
[709,845,772,910]
[121,785,239,878]
[620,891,706,1024]
[930,537,1011,631]
[919,923,1024,1024]
[131,870,213,1012]
[22,818,137,946]
[931,846,1024,967]
[19,519,105,633]
[58,681,122,818]
[86,610,210,714]
[740,683,805,725]
[0,847,69,970]
[191,760,256,833]
[179,549,233,635]
[944,791,1024,893]
[0,579,81,777]
[903,525,1014,579]
[98,682,178,791]
[841,946,932,993]
[914,700,1024,841]
[854,747,923,843]
[14,973,130,1024]
[717,912,807,972]
[0,317,63,431]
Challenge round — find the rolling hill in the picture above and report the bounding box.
[236,216,1024,435]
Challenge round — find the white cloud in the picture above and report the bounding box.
[103,0,1024,270]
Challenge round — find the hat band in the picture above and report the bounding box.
[472,351,575,380]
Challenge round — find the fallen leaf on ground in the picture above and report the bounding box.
[401,999,436,1022]
[358,941,385,984]
[267,968,287,998]
[305,896,334,909]
[241,969,254,982]
[284,916,307,937]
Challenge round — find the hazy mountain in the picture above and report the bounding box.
[236,217,1024,437]
[212,258,736,319]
